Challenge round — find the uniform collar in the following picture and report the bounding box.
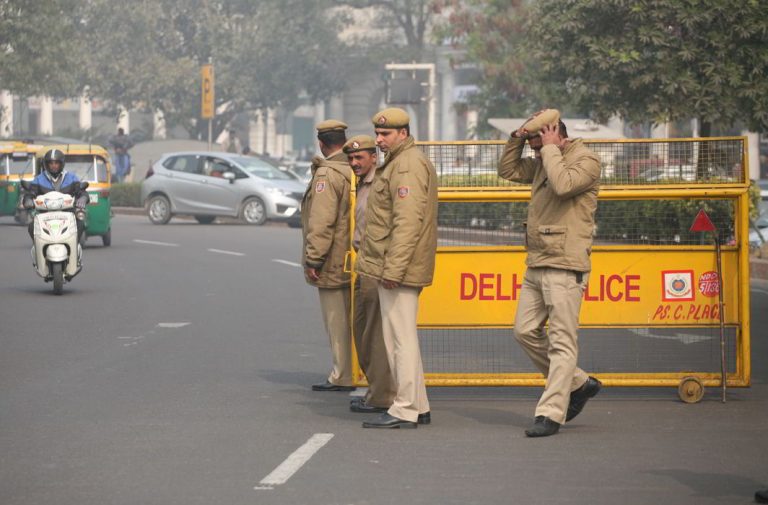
[383,136,414,165]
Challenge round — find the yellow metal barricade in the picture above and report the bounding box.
[352,137,751,393]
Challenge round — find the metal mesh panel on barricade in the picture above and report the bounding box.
[399,137,751,389]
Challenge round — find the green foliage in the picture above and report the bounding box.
[433,0,537,134]
[110,182,142,207]
[0,0,87,97]
[525,0,768,133]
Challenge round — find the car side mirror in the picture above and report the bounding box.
[223,171,236,184]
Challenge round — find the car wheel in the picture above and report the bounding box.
[240,197,267,225]
[147,195,172,225]
[194,215,216,224]
[287,219,302,229]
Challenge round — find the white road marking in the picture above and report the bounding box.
[630,328,713,344]
[208,248,245,257]
[134,239,179,247]
[254,433,334,490]
[157,322,191,328]
[272,259,302,268]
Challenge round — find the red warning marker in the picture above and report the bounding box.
[690,209,717,232]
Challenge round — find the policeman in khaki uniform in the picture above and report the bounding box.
[356,108,438,429]
[343,135,397,414]
[302,119,355,392]
[498,109,602,437]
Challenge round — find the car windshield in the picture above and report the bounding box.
[233,156,293,180]
[2,153,36,176]
[64,155,109,182]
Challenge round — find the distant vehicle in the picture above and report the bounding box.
[287,161,312,186]
[141,151,305,226]
[750,208,768,248]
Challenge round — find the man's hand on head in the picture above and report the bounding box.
[540,124,560,146]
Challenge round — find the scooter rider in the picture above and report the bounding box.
[23,148,89,240]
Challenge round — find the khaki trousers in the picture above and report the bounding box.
[514,267,589,424]
[353,276,396,408]
[378,285,430,422]
[318,287,354,386]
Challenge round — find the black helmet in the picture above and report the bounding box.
[43,148,66,177]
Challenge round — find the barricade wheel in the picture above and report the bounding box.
[678,376,704,403]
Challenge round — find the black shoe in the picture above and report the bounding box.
[350,401,388,413]
[312,381,356,392]
[417,412,431,425]
[756,489,768,504]
[566,376,602,422]
[362,413,417,429]
[525,416,560,437]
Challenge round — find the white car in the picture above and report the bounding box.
[141,152,306,226]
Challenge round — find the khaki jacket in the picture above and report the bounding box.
[498,137,601,272]
[301,151,352,288]
[356,137,438,287]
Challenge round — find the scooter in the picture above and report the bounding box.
[20,180,88,295]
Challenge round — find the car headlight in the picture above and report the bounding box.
[266,187,287,196]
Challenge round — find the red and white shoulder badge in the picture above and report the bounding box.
[316,180,326,193]
[397,186,409,198]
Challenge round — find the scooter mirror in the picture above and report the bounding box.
[80,181,89,190]
[20,180,31,191]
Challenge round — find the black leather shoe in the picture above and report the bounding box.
[362,413,417,429]
[525,416,560,437]
[417,412,431,425]
[566,376,602,422]
[311,381,356,392]
[756,489,768,503]
[350,401,388,413]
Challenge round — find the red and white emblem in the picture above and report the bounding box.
[698,271,720,297]
[397,186,409,198]
[378,116,387,125]
[351,141,360,149]
[315,181,326,193]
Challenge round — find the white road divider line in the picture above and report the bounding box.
[208,248,245,257]
[134,239,179,247]
[254,433,334,490]
[157,322,191,328]
[272,259,302,268]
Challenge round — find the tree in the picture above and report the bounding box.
[335,0,438,58]
[524,0,768,136]
[433,0,536,134]
[0,0,87,98]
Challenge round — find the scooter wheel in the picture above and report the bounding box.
[51,263,64,295]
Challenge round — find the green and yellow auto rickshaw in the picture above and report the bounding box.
[0,141,43,224]
[43,144,113,246]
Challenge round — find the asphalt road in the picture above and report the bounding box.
[1,214,767,505]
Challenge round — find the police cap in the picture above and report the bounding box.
[372,108,410,129]
[315,119,348,134]
[522,109,561,136]
[343,135,376,154]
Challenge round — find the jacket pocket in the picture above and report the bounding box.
[537,224,566,255]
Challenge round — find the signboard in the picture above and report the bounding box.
[201,64,214,119]
[418,249,738,327]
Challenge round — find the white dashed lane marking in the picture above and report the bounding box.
[254,433,334,490]
[272,259,302,268]
[134,239,179,247]
[208,248,245,257]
